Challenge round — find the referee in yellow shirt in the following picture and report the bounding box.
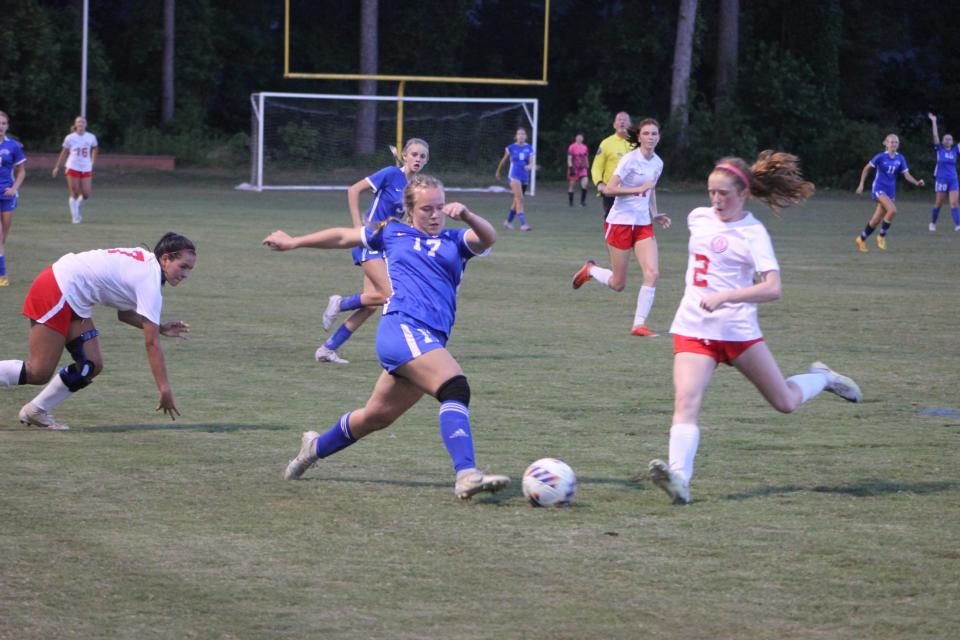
[591,111,633,216]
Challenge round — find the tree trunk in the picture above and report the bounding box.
[162,0,175,124]
[669,0,698,148]
[355,0,378,156]
[714,0,738,109]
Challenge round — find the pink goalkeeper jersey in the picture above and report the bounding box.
[51,248,164,324]
[670,207,779,341]
[567,142,589,171]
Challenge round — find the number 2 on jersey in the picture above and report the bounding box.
[693,253,710,287]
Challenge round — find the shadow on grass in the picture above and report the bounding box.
[724,478,957,500]
[79,422,278,433]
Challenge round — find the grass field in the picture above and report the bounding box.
[1,170,958,639]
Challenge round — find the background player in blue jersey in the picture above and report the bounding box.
[0,111,27,287]
[495,127,534,231]
[316,138,429,364]
[927,112,959,232]
[263,174,511,500]
[854,133,925,251]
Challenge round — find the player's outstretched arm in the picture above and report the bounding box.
[904,171,925,187]
[929,112,940,145]
[262,227,364,251]
[143,320,179,420]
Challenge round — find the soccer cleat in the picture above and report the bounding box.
[929,223,937,232]
[283,431,320,480]
[955,225,960,232]
[571,259,596,289]
[321,294,342,331]
[18,403,70,431]
[520,224,532,231]
[631,325,659,337]
[809,361,863,403]
[0,275,8,287]
[876,234,887,250]
[502,220,514,230]
[454,469,511,500]
[855,236,868,253]
[648,459,690,505]
[314,346,349,364]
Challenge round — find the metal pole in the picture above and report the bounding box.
[81,0,89,117]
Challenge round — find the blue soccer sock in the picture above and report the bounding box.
[932,207,941,224]
[517,213,527,226]
[315,412,357,458]
[439,401,476,472]
[952,208,960,225]
[339,294,363,311]
[0,255,6,276]
[324,324,353,350]
[507,209,516,223]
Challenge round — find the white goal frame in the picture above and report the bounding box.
[241,91,539,194]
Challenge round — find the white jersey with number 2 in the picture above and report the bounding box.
[52,248,163,324]
[669,207,779,341]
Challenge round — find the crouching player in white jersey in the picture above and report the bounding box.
[264,174,511,500]
[0,233,196,430]
[648,153,863,505]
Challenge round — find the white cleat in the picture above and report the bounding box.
[18,403,70,431]
[929,223,937,232]
[809,361,863,403]
[502,220,514,230]
[322,294,342,331]
[648,459,691,505]
[284,431,320,480]
[314,346,349,364]
[454,469,511,500]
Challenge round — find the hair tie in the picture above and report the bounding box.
[715,163,751,188]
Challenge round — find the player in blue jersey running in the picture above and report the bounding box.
[264,174,511,500]
[0,111,27,287]
[495,127,535,231]
[927,112,959,232]
[854,133,925,252]
[316,138,429,364]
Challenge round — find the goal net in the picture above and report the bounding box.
[242,92,539,194]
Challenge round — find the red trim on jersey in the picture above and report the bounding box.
[672,334,764,365]
[604,222,654,250]
[22,267,76,338]
[65,169,92,178]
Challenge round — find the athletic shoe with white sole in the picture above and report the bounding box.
[18,403,70,431]
[503,220,514,230]
[809,361,863,403]
[572,259,596,289]
[322,294,342,331]
[283,431,320,480]
[454,469,511,500]
[648,459,691,505]
[314,346,349,364]
[929,223,937,232]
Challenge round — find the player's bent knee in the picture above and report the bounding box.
[436,374,470,407]
[59,360,96,392]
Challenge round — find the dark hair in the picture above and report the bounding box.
[625,118,661,148]
[712,151,815,212]
[153,232,196,259]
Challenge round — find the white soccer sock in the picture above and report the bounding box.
[786,373,828,404]
[588,265,613,287]
[668,423,700,483]
[634,285,656,326]
[68,197,77,217]
[76,195,85,210]
[0,360,25,386]
[31,374,74,411]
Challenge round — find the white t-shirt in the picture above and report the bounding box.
[669,207,780,341]
[52,248,163,324]
[63,132,99,172]
[605,149,663,226]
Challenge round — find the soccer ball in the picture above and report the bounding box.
[522,458,576,507]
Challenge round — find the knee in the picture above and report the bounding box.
[436,375,470,406]
[643,268,659,285]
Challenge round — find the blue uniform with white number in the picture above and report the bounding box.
[361,220,486,372]
[869,152,909,201]
[0,136,26,213]
[507,143,534,184]
[933,144,958,192]
[351,165,408,265]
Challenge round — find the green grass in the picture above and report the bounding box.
[1,171,959,639]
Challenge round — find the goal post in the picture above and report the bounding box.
[241,92,539,195]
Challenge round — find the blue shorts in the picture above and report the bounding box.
[872,189,895,202]
[934,175,959,193]
[0,195,18,213]
[351,246,385,266]
[376,313,448,373]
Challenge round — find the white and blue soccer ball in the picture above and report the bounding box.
[522,458,576,507]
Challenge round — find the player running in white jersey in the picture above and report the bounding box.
[52,116,98,224]
[648,152,863,505]
[0,233,196,430]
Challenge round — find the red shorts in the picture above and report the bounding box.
[604,222,654,250]
[66,169,92,178]
[673,334,764,365]
[22,267,77,338]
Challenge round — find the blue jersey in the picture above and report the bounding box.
[507,143,534,183]
[364,166,408,224]
[361,220,485,338]
[0,136,26,192]
[870,152,909,197]
[933,144,958,181]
